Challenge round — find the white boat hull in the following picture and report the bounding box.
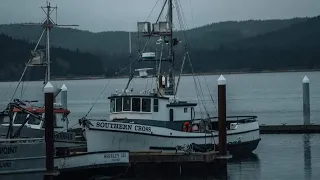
[84,120,260,155]
[0,138,46,180]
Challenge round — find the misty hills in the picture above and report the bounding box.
[0,16,320,81]
[0,17,306,55]
[0,34,105,81]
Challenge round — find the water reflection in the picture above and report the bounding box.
[303,134,312,180]
[227,153,261,180]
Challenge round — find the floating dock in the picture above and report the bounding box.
[130,150,230,163]
[53,149,231,179]
[260,124,320,134]
[54,150,130,179]
[128,151,231,178]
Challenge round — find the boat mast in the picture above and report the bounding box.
[23,2,78,87]
[124,30,133,93]
[45,2,52,84]
[165,0,175,96]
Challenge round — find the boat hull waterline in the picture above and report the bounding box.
[84,120,260,155]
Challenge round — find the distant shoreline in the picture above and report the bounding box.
[1,68,319,82]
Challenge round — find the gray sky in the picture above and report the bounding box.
[0,0,319,32]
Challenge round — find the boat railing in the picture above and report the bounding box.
[194,115,257,123]
[0,138,44,144]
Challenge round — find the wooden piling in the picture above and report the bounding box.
[218,75,227,156]
[303,75,310,125]
[44,82,58,180]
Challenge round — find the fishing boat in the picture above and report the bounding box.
[0,2,85,149]
[0,104,46,180]
[80,0,261,156]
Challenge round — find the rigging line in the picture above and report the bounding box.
[186,52,204,118]
[189,0,195,28]
[83,78,111,118]
[176,0,210,117]
[177,0,189,30]
[187,52,209,117]
[157,40,165,80]
[203,75,217,110]
[9,59,32,103]
[156,0,168,23]
[116,37,151,75]
[0,82,13,105]
[174,0,189,47]
[20,80,24,100]
[55,122,80,135]
[175,0,209,116]
[146,0,161,22]
[9,28,46,103]
[20,69,30,100]
[175,50,186,94]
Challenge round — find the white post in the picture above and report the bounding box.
[60,84,68,110]
[302,75,310,125]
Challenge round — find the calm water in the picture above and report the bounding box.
[0,71,320,179]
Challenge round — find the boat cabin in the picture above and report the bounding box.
[0,102,70,130]
[108,91,197,122]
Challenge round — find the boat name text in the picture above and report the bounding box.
[0,146,18,155]
[104,152,127,159]
[0,161,12,169]
[96,122,152,132]
[55,132,74,141]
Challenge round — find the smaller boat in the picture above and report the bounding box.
[0,1,85,149]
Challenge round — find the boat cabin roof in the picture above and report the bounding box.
[166,102,197,107]
[108,93,169,100]
[12,107,70,114]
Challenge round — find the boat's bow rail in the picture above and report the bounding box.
[194,115,258,123]
[0,137,44,144]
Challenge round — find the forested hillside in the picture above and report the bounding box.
[0,34,105,81]
[0,16,319,80]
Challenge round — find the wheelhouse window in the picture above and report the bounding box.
[132,98,141,112]
[116,98,122,112]
[28,113,42,125]
[142,98,151,112]
[110,99,115,112]
[0,115,9,124]
[123,97,131,111]
[153,99,159,112]
[14,112,28,124]
[184,108,188,113]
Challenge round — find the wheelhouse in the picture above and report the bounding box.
[0,104,70,130]
[108,92,197,122]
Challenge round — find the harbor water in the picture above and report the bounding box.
[0,71,320,179]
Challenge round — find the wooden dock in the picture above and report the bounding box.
[129,150,231,163]
[128,151,231,178]
[54,149,231,179]
[260,124,320,134]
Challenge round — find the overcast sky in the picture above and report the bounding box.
[0,0,319,32]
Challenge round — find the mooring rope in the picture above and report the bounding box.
[82,79,111,118]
